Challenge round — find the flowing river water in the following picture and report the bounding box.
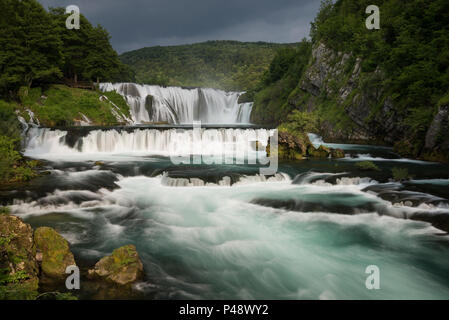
[4,84,449,299]
[2,125,449,300]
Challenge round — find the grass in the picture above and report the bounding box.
[16,85,131,127]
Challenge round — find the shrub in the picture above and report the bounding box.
[0,135,22,182]
[392,167,410,181]
[0,207,10,215]
[356,161,381,171]
[279,110,318,135]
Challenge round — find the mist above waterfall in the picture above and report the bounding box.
[100,83,253,125]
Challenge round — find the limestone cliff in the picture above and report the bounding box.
[251,41,449,162]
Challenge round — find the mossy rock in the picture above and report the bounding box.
[34,227,76,283]
[88,245,143,286]
[0,215,39,299]
[308,145,331,159]
[331,148,345,159]
[276,145,305,160]
[267,130,310,160]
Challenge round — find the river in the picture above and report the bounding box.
[4,83,449,299]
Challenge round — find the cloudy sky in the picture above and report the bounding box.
[38,0,321,53]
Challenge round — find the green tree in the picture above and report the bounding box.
[0,0,63,96]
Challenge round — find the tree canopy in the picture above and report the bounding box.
[120,41,300,91]
[0,0,133,98]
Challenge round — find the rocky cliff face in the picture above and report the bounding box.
[421,103,449,161]
[278,42,448,161]
[297,42,402,144]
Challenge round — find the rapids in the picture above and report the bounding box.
[5,121,449,300]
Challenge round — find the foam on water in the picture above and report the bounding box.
[340,153,435,164]
[11,173,449,299]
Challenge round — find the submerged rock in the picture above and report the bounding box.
[34,227,76,284]
[88,245,144,286]
[0,215,39,299]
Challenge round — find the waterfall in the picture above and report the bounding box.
[100,83,253,125]
[25,127,271,159]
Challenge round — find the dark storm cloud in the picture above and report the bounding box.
[38,0,321,53]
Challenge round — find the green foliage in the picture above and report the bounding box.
[251,0,449,160]
[0,133,39,184]
[0,0,63,95]
[49,7,134,84]
[391,167,410,181]
[251,40,313,125]
[403,107,435,137]
[438,92,449,107]
[0,135,22,182]
[311,0,449,125]
[0,269,29,285]
[0,267,37,300]
[279,110,318,135]
[101,90,131,115]
[0,282,38,300]
[36,292,78,300]
[0,0,132,97]
[14,84,131,127]
[356,161,381,171]
[120,41,300,91]
[0,100,22,143]
[0,207,10,215]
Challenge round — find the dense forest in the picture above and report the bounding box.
[249,0,449,161]
[0,0,132,185]
[120,41,299,91]
[0,0,133,99]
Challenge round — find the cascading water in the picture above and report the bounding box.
[24,127,271,160]
[9,84,449,300]
[100,82,253,124]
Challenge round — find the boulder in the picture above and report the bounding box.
[34,227,76,283]
[88,245,143,286]
[0,214,39,299]
[267,130,310,160]
[330,148,345,159]
[308,145,331,159]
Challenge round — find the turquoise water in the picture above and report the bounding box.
[6,134,449,300]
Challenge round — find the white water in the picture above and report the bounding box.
[161,172,290,187]
[99,95,133,124]
[100,83,253,124]
[409,179,449,186]
[12,116,449,299]
[341,153,435,164]
[308,133,325,148]
[24,127,272,161]
[10,171,449,299]
[79,113,92,126]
